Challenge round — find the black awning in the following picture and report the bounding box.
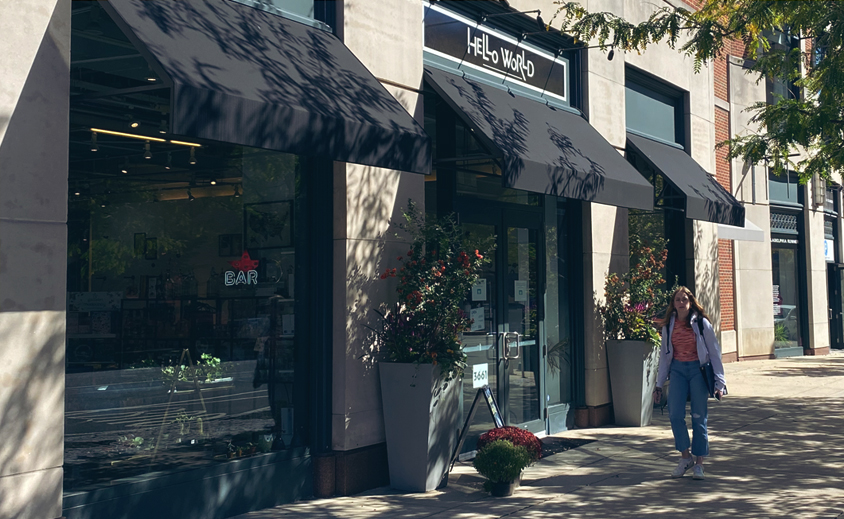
[423,67,653,210]
[626,133,745,226]
[104,0,430,174]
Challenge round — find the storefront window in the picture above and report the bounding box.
[546,200,573,407]
[772,242,803,349]
[65,143,308,492]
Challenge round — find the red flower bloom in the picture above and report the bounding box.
[477,426,542,463]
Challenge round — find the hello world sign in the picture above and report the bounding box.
[424,4,568,102]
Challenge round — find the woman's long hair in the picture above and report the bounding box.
[658,286,711,328]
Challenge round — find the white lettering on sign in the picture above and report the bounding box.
[466,29,499,64]
[224,270,258,286]
[472,363,489,389]
[466,28,536,82]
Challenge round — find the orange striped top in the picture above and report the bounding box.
[672,320,698,361]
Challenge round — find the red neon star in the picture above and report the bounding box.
[229,251,259,272]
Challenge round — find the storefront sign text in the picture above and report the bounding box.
[424,5,567,102]
[226,251,260,286]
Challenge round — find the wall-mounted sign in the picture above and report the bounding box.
[825,239,835,262]
[771,238,799,245]
[225,251,260,286]
[424,4,568,103]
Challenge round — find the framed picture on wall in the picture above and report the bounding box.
[144,238,158,260]
[218,234,243,256]
[244,201,292,249]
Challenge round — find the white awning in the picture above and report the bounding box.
[717,217,764,242]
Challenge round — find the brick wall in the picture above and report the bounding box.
[714,55,728,101]
[717,239,735,330]
[714,107,735,331]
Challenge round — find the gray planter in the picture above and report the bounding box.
[606,340,659,427]
[379,362,460,492]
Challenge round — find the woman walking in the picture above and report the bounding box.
[653,287,726,480]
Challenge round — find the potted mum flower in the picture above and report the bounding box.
[598,232,674,427]
[473,440,533,497]
[375,202,489,492]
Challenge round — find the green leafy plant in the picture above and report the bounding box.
[598,234,674,346]
[161,353,225,384]
[473,439,532,485]
[372,202,491,381]
[774,323,788,342]
[477,426,542,464]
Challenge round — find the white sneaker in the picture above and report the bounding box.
[692,464,705,480]
[671,456,694,478]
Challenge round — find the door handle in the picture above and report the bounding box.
[503,332,521,360]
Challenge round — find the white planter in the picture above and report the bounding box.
[379,362,460,492]
[606,340,659,427]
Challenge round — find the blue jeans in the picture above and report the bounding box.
[668,360,709,457]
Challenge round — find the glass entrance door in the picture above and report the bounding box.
[458,207,544,454]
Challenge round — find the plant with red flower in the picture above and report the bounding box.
[477,426,542,463]
[598,230,676,346]
[372,201,492,381]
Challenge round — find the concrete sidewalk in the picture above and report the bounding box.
[235,352,844,519]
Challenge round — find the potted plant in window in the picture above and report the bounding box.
[373,202,489,492]
[598,233,673,427]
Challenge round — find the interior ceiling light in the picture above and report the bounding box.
[90,128,166,143]
[187,189,195,202]
[74,190,81,196]
[189,147,197,165]
[210,178,217,185]
[121,157,129,174]
[171,139,201,147]
[90,132,98,152]
[143,141,152,160]
[89,128,200,147]
[159,120,168,134]
[234,185,241,198]
[129,121,140,128]
[145,66,157,82]
[165,152,172,170]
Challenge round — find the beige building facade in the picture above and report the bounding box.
[0,1,837,519]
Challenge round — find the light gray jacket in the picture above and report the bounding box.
[656,312,727,391]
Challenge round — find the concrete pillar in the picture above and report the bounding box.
[804,183,831,354]
[328,0,425,494]
[729,56,776,359]
[0,1,69,518]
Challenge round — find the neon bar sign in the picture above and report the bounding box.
[225,251,259,286]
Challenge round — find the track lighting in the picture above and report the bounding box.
[165,152,172,170]
[90,132,98,152]
[187,189,195,202]
[143,141,152,160]
[189,147,197,165]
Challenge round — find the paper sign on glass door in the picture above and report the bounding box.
[472,363,489,388]
[472,279,487,301]
[514,280,528,302]
[470,307,485,331]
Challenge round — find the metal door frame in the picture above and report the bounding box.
[457,198,546,433]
